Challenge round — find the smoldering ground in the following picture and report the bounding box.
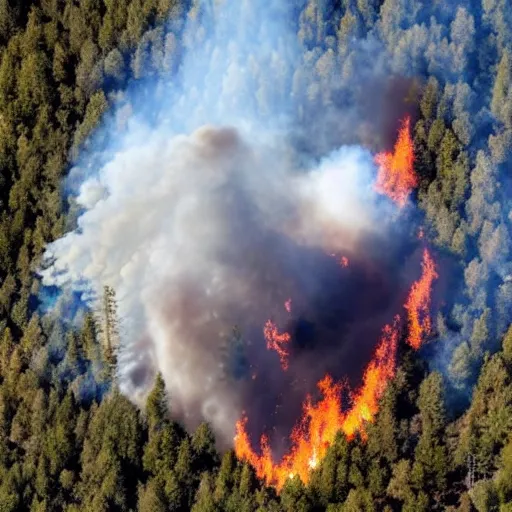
[41,0,433,449]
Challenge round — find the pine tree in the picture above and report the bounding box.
[145,372,168,432]
[191,472,218,512]
[411,373,448,502]
[502,324,512,363]
[97,285,120,372]
[192,422,219,474]
[80,312,98,362]
[214,450,236,504]
[280,475,310,512]
[491,50,512,128]
[138,479,167,512]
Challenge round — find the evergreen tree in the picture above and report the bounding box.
[411,372,448,503]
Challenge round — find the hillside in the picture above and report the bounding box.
[0,0,511,511]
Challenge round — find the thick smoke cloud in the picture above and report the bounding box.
[42,0,422,446]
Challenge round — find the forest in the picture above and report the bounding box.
[0,0,511,511]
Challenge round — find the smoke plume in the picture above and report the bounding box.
[42,0,426,447]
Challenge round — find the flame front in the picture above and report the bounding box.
[234,121,436,491]
[404,248,438,350]
[235,317,400,490]
[374,116,417,207]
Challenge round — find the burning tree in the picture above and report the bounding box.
[375,116,417,207]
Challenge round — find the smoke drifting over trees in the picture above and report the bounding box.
[41,7,418,443]
[41,0,511,461]
[0,0,510,509]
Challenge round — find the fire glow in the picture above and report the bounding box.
[405,249,438,350]
[234,118,437,490]
[375,116,417,207]
[235,252,436,489]
[235,317,400,489]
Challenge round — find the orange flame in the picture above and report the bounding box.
[404,249,438,350]
[235,317,400,489]
[375,116,417,207]
[329,253,349,268]
[234,118,437,488]
[284,299,292,313]
[264,320,291,370]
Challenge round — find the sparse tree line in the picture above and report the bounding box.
[0,0,510,510]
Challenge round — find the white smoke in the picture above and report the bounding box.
[42,0,401,443]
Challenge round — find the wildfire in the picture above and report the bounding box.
[284,299,292,313]
[375,116,417,207]
[264,320,291,370]
[404,249,438,350]
[234,119,437,490]
[329,253,349,268]
[235,317,400,490]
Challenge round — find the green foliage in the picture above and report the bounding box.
[191,472,219,512]
[72,90,108,154]
[77,390,142,509]
[420,76,440,120]
[449,341,473,388]
[137,478,167,512]
[503,325,512,362]
[192,422,220,473]
[457,354,512,477]
[281,476,311,512]
[145,372,168,432]
[470,479,499,512]
[0,0,510,510]
[411,373,448,502]
[491,51,512,128]
[104,48,126,82]
[367,385,398,464]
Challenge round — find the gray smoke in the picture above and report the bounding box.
[41,0,421,445]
